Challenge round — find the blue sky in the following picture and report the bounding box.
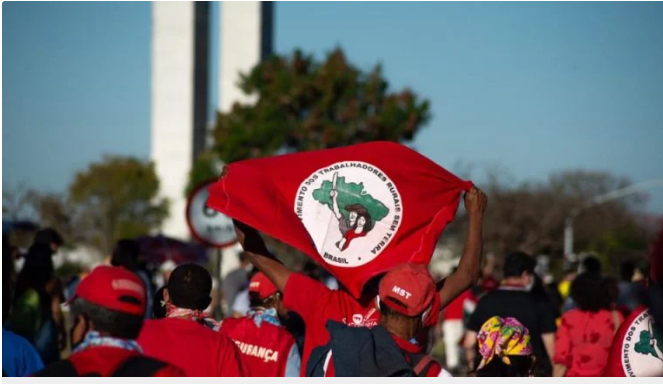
[3,1,663,213]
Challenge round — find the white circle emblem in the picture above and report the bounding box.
[620,308,663,377]
[294,161,403,268]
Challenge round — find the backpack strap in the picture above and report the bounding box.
[411,354,436,377]
[111,356,168,377]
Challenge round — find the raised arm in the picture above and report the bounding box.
[437,187,487,309]
[233,219,291,293]
[330,189,343,220]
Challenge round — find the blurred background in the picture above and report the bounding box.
[3,0,663,367]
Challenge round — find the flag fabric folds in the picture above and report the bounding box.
[207,141,473,298]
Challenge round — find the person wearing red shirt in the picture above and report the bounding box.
[220,272,301,376]
[137,264,245,377]
[307,263,443,376]
[33,266,184,377]
[442,286,477,372]
[233,187,487,375]
[553,272,624,377]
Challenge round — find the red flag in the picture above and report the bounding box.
[207,141,472,298]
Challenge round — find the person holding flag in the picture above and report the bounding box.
[208,142,488,375]
[305,263,445,376]
[231,186,486,375]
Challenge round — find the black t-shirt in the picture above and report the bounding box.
[468,288,557,376]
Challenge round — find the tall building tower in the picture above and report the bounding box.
[151,1,210,238]
[219,1,273,113]
[151,1,273,239]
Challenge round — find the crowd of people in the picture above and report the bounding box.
[3,186,662,377]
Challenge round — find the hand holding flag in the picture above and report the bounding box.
[208,141,473,298]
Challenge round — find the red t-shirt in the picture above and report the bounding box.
[137,317,246,377]
[443,289,476,321]
[323,334,442,377]
[219,316,296,377]
[35,346,185,377]
[603,306,663,377]
[283,273,440,376]
[554,309,623,376]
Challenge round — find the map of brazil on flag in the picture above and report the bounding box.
[207,141,473,298]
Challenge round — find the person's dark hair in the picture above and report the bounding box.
[502,252,536,279]
[475,355,534,377]
[570,272,611,312]
[34,228,64,248]
[70,298,143,339]
[248,291,281,309]
[378,298,418,320]
[153,286,167,319]
[14,243,55,316]
[238,252,249,264]
[620,261,636,282]
[378,296,425,327]
[354,211,372,233]
[344,204,372,230]
[581,256,602,275]
[111,239,141,271]
[167,264,212,310]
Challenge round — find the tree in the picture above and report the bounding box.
[187,48,431,194]
[446,168,654,276]
[69,156,169,254]
[2,183,33,221]
[25,191,79,244]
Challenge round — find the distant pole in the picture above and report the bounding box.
[564,216,574,257]
[564,179,663,259]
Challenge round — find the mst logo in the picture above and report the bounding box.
[295,161,403,268]
[621,309,663,376]
[391,286,412,300]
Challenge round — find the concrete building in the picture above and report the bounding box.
[151,2,272,239]
[218,1,273,112]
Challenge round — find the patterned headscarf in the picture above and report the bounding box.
[477,316,533,370]
[165,302,221,332]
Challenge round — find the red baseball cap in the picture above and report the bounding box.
[68,265,146,316]
[249,272,278,300]
[379,263,436,317]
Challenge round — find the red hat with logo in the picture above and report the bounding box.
[249,272,279,300]
[67,265,146,316]
[379,263,436,317]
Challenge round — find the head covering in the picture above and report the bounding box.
[378,263,436,316]
[477,316,533,370]
[68,265,146,316]
[249,272,278,300]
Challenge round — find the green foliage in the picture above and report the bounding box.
[312,176,389,225]
[209,48,431,164]
[68,156,169,253]
[185,151,223,197]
